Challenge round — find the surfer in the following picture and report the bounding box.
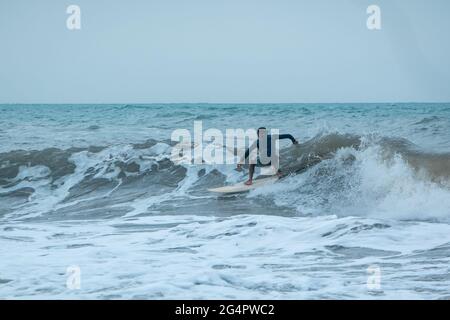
[237,127,298,185]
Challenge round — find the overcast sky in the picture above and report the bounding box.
[1,0,449,103]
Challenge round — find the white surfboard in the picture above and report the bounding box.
[208,176,279,194]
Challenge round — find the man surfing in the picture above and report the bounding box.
[237,127,298,185]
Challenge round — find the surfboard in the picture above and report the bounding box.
[208,176,279,194]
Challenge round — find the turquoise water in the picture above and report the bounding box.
[1,103,449,152]
[0,103,449,299]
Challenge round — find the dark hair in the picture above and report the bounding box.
[257,127,266,135]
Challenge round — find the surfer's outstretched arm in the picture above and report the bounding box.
[276,134,298,144]
[278,134,298,144]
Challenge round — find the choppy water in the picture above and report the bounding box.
[1,103,450,299]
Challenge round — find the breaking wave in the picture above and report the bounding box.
[1,133,449,222]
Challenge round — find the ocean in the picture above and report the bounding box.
[0,103,449,299]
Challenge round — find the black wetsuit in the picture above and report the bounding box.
[244,134,296,166]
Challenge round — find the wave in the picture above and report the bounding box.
[413,116,441,125]
[1,133,449,222]
[252,133,450,222]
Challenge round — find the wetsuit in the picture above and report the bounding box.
[243,134,296,166]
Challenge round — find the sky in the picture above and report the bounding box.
[0,0,449,103]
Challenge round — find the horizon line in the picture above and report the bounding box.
[1,101,450,105]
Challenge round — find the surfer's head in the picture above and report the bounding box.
[257,127,267,139]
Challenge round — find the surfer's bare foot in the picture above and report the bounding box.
[244,180,253,186]
[276,171,282,178]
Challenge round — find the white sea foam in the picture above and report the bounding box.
[249,144,450,222]
[1,214,449,299]
[1,104,450,299]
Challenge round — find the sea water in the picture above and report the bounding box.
[0,103,449,299]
